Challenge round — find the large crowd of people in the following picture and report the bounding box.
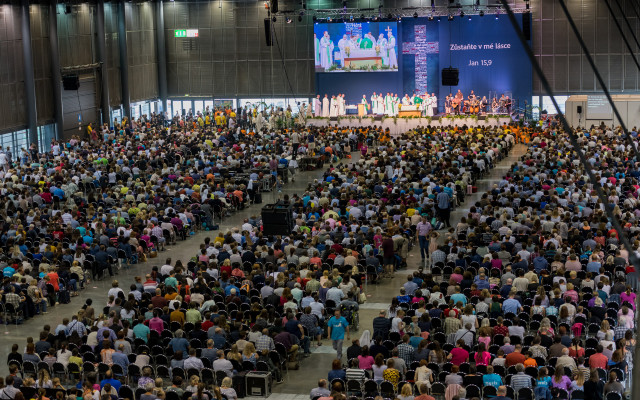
[1,112,635,400]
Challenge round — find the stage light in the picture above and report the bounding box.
[298,15,303,21]
[387,13,392,19]
[437,16,441,21]
[468,15,471,21]
[479,10,484,16]
[414,12,419,18]
[448,15,454,21]
[327,16,332,22]
[495,13,499,20]
[460,10,464,17]
[312,15,317,21]
[272,16,277,22]
[427,15,433,20]
[286,17,291,23]
[360,14,365,19]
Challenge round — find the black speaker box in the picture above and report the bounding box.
[261,202,293,236]
[577,105,582,114]
[270,0,278,13]
[264,18,272,46]
[522,13,531,41]
[442,68,459,86]
[62,75,80,90]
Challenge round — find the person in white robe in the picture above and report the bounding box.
[337,35,349,67]
[424,95,433,117]
[322,95,330,117]
[386,32,398,69]
[371,92,378,115]
[378,94,384,115]
[430,93,438,115]
[401,95,411,106]
[314,95,322,117]
[384,93,391,115]
[305,103,313,119]
[329,95,338,117]
[314,33,321,66]
[320,32,334,70]
[338,94,346,116]
[361,95,370,114]
[378,35,388,66]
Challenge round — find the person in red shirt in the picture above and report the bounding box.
[414,382,436,400]
[447,339,469,366]
[47,269,60,292]
[589,345,609,369]
[493,316,509,337]
[505,344,527,367]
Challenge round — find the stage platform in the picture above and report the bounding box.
[306,115,512,135]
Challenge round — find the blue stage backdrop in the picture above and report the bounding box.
[315,14,532,109]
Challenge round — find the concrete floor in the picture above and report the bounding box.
[1,144,527,400]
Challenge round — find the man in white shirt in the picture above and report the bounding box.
[183,348,205,370]
[160,258,173,276]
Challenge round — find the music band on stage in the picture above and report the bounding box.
[445,89,513,116]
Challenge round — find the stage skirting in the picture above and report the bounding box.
[305,116,512,135]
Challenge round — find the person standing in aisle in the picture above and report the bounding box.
[327,309,350,361]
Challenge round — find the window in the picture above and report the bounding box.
[194,101,204,115]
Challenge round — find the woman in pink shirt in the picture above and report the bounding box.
[148,309,165,333]
[358,346,375,370]
[620,286,636,310]
[474,343,491,366]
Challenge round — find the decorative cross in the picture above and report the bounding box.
[402,25,439,94]
[385,25,394,35]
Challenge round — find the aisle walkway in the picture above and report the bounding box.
[267,144,527,399]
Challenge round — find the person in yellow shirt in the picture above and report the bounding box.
[214,114,222,126]
[205,115,210,125]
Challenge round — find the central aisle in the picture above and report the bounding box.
[267,143,528,400]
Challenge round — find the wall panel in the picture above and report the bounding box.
[0,5,26,132]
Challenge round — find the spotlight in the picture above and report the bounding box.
[349,14,354,21]
[437,16,441,21]
[427,15,433,21]
[286,17,291,23]
[397,14,401,21]
[298,15,302,21]
[468,15,471,20]
[387,13,392,19]
[448,14,454,21]
[414,12,418,18]
[460,10,464,17]
[360,13,365,19]
[479,10,484,16]
[495,13,499,20]
[272,16,277,22]
[327,16,332,22]
[312,15,317,21]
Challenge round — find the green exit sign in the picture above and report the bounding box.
[174,29,199,38]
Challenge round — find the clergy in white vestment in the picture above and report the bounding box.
[329,95,338,117]
[338,35,349,66]
[384,93,391,115]
[430,93,438,115]
[371,92,378,114]
[305,103,313,119]
[424,95,433,117]
[361,95,370,114]
[377,94,384,114]
[322,95,330,117]
[320,32,334,70]
[378,35,388,66]
[314,95,322,117]
[386,32,398,69]
[401,95,411,106]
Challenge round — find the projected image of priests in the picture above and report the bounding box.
[320,31,334,70]
[361,32,376,49]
